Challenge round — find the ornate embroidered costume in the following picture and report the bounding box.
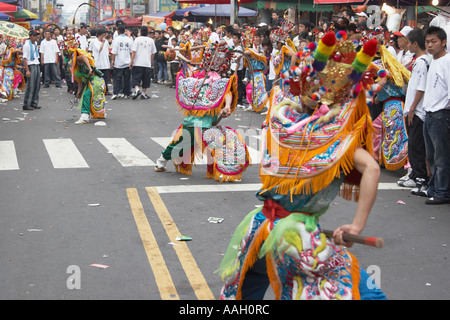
[0,43,24,100]
[65,37,106,124]
[218,32,386,300]
[156,40,250,182]
[371,46,410,170]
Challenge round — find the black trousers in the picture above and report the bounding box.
[406,114,428,181]
[113,67,131,96]
[99,69,110,94]
[236,68,246,104]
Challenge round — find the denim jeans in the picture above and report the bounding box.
[22,64,40,108]
[157,60,168,81]
[423,109,450,199]
[44,63,61,86]
[113,67,131,96]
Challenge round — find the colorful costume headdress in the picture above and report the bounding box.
[261,31,380,199]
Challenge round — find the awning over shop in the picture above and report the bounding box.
[243,0,334,12]
[190,4,258,16]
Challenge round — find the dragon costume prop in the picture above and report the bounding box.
[157,40,250,182]
[218,32,386,300]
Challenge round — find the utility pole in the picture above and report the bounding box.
[230,0,235,25]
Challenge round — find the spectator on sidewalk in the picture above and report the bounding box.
[90,28,111,95]
[75,23,88,51]
[39,29,62,88]
[401,29,430,196]
[130,26,157,100]
[22,30,41,110]
[110,25,133,99]
[422,26,450,205]
[231,31,246,108]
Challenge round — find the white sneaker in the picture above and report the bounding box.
[74,113,90,124]
[111,94,119,100]
[398,168,412,182]
[118,93,125,99]
[132,89,141,100]
[155,155,167,172]
[397,178,416,188]
[411,185,429,197]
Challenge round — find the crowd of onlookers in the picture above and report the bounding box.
[1,5,449,204]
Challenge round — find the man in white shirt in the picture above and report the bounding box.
[22,30,41,110]
[231,31,245,107]
[422,26,450,205]
[110,25,133,99]
[166,26,176,85]
[75,23,88,51]
[223,25,234,46]
[90,27,111,95]
[209,24,220,45]
[39,29,61,88]
[393,26,415,70]
[130,26,156,100]
[401,29,429,194]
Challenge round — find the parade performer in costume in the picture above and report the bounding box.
[241,27,270,113]
[155,40,250,183]
[0,41,25,100]
[64,38,106,125]
[218,32,387,300]
[371,45,410,170]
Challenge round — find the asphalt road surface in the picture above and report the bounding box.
[0,80,448,300]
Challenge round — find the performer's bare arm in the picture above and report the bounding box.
[333,147,380,247]
[76,55,92,74]
[221,93,232,118]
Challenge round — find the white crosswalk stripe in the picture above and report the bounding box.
[43,139,89,169]
[0,140,20,170]
[0,136,262,171]
[98,138,155,167]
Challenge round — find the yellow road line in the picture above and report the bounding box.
[146,187,215,300]
[126,188,179,300]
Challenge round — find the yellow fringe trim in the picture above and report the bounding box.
[266,252,282,300]
[347,251,361,300]
[274,44,296,76]
[236,220,270,300]
[244,49,267,68]
[378,46,411,88]
[260,91,374,197]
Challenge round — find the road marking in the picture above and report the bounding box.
[155,182,404,194]
[99,138,155,167]
[0,141,19,170]
[156,183,263,194]
[43,139,89,169]
[146,187,215,300]
[151,136,262,164]
[126,188,179,300]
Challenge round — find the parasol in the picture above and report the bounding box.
[0,2,18,11]
[8,8,38,20]
[0,21,29,39]
[0,12,12,21]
